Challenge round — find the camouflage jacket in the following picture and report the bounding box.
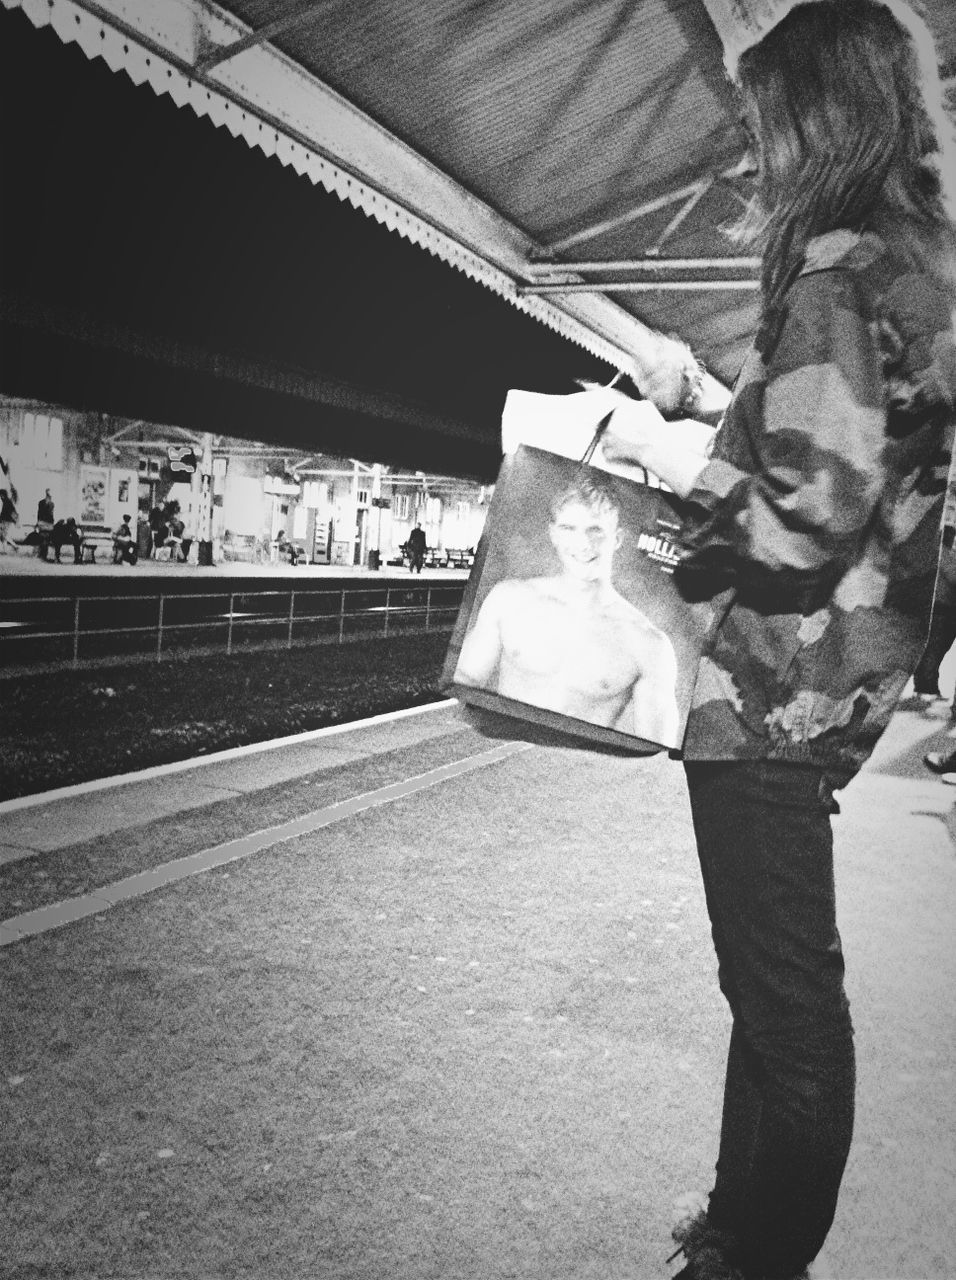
[678,228,956,785]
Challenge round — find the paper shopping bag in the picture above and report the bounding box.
[442,444,707,755]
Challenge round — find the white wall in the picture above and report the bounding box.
[223,475,269,537]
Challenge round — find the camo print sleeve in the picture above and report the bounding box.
[681,268,886,587]
[678,229,956,781]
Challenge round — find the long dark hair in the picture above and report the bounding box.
[732,0,956,308]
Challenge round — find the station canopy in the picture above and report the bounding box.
[2,0,955,479]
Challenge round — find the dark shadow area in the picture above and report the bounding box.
[0,8,612,480]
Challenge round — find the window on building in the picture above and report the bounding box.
[356,488,370,507]
[23,412,64,470]
[393,493,410,520]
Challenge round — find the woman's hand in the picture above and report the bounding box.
[601,396,712,498]
[600,396,669,470]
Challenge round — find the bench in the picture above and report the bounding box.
[270,539,306,565]
[443,548,475,569]
[221,533,260,563]
[79,525,118,563]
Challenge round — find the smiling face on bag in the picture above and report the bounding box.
[548,496,622,584]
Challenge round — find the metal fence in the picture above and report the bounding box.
[0,583,466,673]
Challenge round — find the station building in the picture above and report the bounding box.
[0,396,490,567]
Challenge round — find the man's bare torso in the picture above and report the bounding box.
[491,576,663,727]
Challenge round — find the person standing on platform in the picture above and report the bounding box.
[36,488,54,526]
[407,523,427,573]
[601,3,956,1277]
[35,488,55,561]
[148,500,167,558]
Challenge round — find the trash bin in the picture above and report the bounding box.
[367,549,381,570]
[197,540,214,566]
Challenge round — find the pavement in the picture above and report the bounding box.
[1,693,955,1279]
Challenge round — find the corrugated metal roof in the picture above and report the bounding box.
[207,0,955,384]
[3,0,955,453]
[179,0,758,379]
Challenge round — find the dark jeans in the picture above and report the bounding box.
[683,760,855,1279]
[53,534,82,563]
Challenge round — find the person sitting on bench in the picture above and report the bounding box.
[274,529,300,565]
[112,514,138,565]
[52,517,83,564]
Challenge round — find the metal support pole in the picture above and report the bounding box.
[339,589,346,643]
[384,587,390,637]
[425,587,431,632]
[156,595,165,663]
[227,592,235,655]
[288,591,295,649]
[72,597,81,668]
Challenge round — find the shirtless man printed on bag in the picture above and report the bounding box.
[454,471,681,747]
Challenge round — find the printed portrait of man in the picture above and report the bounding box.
[453,466,681,747]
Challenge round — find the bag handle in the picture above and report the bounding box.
[579,404,650,486]
[580,411,614,465]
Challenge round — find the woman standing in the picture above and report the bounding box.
[604,3,956,1277]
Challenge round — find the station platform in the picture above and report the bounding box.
[0,551,468,582]
[1,698,954,1278]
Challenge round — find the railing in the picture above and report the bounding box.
[0,583,466,673]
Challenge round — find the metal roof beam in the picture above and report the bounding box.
[646,176,714,255]
[536,152,755,260]
[527,257,761,273]
[538,180,708,259]
[106,421,203,444]
[195,0,330,72]
[521,280,761,294]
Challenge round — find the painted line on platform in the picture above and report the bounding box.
[0,740,531,947]
[0,699,459,815]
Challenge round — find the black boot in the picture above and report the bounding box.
[669,1201,743,1279]
[668,1199,815,1280]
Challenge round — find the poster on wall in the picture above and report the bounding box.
[109,469,138,527]
[79,466,108,525]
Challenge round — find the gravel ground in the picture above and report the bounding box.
[0,630,452,802]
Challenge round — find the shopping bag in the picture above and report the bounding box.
[442,440,708,755]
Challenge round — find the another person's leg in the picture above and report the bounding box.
[913,597,956,697]
[919,594,956,775]
[682,760,855,1279]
